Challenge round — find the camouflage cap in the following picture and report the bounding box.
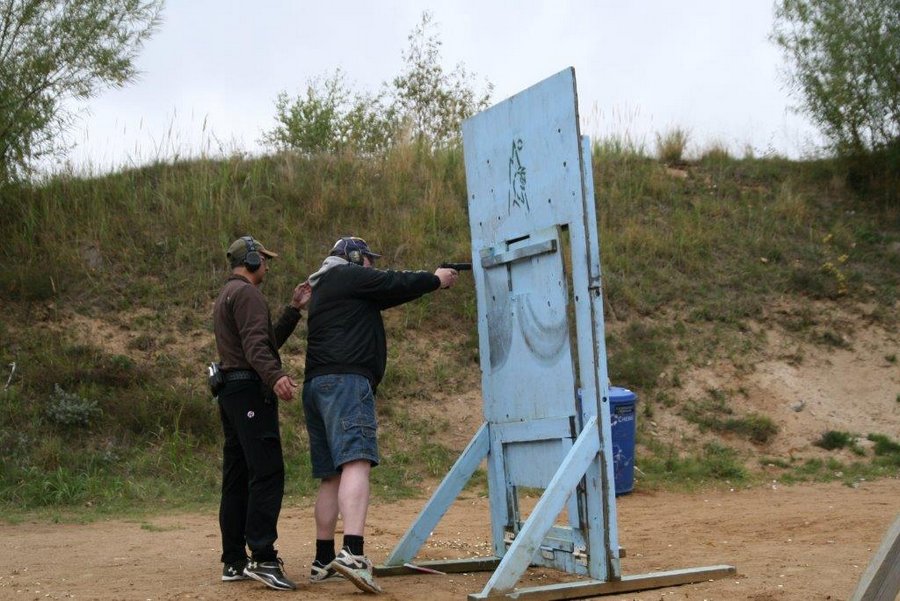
[227,236,277,268]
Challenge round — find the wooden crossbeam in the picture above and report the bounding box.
[466,565,737,601]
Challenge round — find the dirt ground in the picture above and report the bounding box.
[7,303,898,600]
[2,477,898,601]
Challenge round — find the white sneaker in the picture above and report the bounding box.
[310,559,343,583]
[331,548,383,594]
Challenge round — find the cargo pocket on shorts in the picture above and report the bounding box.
[341,412,377,438]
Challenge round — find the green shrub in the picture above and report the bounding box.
[814,430,854,450]
[638,441,748,487]
[262,72,397,155]
[701,442,748,480]
[681,391,778,445]
[724,413,779,444]
[868,433,900,467]
[45,384,102,428]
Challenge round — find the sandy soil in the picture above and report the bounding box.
[2,478,898,601]
[8,303,897,600]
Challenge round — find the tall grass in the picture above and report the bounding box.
[655,128,690,164]
[0,138,897,516]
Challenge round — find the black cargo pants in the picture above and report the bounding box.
[217,379,284,565]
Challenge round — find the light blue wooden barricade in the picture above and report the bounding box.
[378,68,734,601]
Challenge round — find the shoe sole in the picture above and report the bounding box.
[310,574,344,583]
[244,570,296,591]
[332,563,382,594]
[310,563,344,583]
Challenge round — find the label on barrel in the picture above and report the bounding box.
[614,404,634,416]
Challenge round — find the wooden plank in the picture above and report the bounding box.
[850,513,900,601]
[467,564,737,601]
[477,417,601,597]
[488,425,511,559]
[384,424,490,566]
[481,238,557,269]
[506,439,566,488]
[528,528,581,575]
[479,235,576,423]
[463,68,582,246]
[577,134,620,581]
[376,557,501,577]
[493,416,573,443]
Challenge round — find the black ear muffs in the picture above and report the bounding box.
[243,236,262,272]
[343,237,363,265]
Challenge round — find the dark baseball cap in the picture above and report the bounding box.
[227,236,277,267]
[329,236,382,260]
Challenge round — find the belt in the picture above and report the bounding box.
[223,370,260,383]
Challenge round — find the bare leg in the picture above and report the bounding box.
[315,475,341,539]
[338,460,371,536]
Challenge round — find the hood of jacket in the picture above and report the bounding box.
[308,255,349,288]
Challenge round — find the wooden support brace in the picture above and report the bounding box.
[850,513,900,601]
[382,423,490,567]
[476,417,602,597]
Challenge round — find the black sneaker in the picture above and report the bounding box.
[222,558,250,581]
[244,557,297,591]
[310,559,343,583]
[331,548,383,594]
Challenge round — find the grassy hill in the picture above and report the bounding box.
[0,143,897,520]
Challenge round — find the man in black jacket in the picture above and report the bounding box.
[213,235,311,591]
[302,236,458,593]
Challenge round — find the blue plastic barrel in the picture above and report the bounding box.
[609,386,637,495]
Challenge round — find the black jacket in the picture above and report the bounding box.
[304,262,440,390]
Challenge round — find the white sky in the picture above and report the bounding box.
[51,1,824,175]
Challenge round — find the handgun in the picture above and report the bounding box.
[439,262,472,271]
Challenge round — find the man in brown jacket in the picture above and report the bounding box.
[213,235,311,591]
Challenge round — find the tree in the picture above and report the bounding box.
[0,0,163,182]
[261,70,397,155]
[263,10,493,155]
[391,11,493,147]
[771,0,900,156]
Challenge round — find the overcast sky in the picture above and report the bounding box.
[52,1,823,174]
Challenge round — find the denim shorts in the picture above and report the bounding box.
[302,373,379,478]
